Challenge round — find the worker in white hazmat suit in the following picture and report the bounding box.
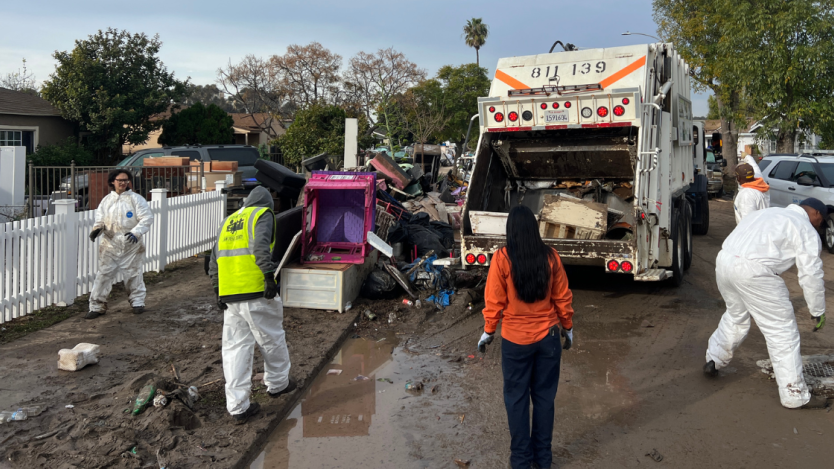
[733,163,769,224]
[705,197,828,409]
[87,170,154,319]
[208,186,296,425]
[738,149,771,208]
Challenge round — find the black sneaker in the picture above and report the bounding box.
[133,306,145,315]
[268,379,298,398]
[703,360,718,377]
[232,402,260,425]
[85,311,104,320]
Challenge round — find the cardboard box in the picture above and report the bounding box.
[142,156,190,167]
[189,161,212,173]
[211,161,238,172]
[538,194,607,240]
[204,170,243,190]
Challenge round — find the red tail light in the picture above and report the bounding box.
[465,253,476,264]
[552,102,560,109]
[622,98,630,105]
[477,254,487,264]
[613,105,625,116]
[494,112,504,122]
[488,106,496,113]
[564,102,572,108]
[621,261,634,273]
[540,103,547,110]
[597,106,609,117]
[508,111,519,122]
[607,260,620,272]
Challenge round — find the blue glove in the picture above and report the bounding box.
[478,331,494,353]
[125,233,138,244]
[561,328,573,350]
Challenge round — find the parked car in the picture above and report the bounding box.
[759,153,834,252]
[705,150,725,197]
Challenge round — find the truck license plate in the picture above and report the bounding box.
[544,109,569,123]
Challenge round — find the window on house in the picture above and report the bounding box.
[0,130,23,146]
[770,140,777,153]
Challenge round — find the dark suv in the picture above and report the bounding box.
[117,145,260,179]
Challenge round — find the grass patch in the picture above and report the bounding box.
[0,296,89,345]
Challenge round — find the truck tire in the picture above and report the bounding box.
[692,193,709,235]
[668,209,684,287]
[683,201,693,271]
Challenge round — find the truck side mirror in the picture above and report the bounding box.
[797,175,816,186]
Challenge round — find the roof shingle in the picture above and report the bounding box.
[0,87,62,117]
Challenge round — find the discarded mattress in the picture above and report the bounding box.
[369,152,412,189]
[254,159,306,189]
[255,171,302,199]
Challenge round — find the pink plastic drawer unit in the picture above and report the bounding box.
[302,172,377,264]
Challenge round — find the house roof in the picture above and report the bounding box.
[230,113,274,132]
[0,87,62,117]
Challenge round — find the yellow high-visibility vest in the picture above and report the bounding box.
[217,206,275,296]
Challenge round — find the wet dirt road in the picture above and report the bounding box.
[251,199,834,468]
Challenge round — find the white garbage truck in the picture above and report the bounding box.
[460,42,710,285]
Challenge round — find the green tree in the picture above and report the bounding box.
[463,18,489,68]
[42,29,188,163]
[717,0,834,153]
[434,64,491,154]
[707,95,720,120]
[158,103,234,146]
[277,103,372,167]
[29,137,93,166]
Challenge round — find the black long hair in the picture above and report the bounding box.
[107,169,133,190]
[506,205,555,303]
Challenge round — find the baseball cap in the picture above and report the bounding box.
[734,163,755,182]
[799,197,828,219]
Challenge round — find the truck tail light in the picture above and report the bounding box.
[477,254,487,264]
[488,106,496,113]
[564,102,572,108]
[552,102,560,109]
[613,105,625,116]
[607,260,620,272]
[597,106,609,117]
[494,112,504,122]
[465,253,476,264]
[508,111,519,122]
[622,98,630,105]
[621,261,634,273]
[540,103,548,110]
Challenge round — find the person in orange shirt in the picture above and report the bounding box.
[478,205,574,469]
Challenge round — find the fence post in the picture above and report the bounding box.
[215,181,227,215]
[27,162,34,218]
[151,189,168,272]
[53,199,77,306]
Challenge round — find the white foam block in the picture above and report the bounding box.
[57,343,101,371]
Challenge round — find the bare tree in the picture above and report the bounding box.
[271,42,344,107]
[1,59,38,95]
[397,85,450,175]
[343,48,426,148]
[216,55,291,139]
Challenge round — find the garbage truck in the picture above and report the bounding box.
[460,42,710,285]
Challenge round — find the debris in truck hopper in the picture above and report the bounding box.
[539,194,608,240]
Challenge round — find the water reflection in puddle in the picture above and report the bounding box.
[251,334,446,469]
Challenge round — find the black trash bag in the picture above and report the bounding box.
[360,268,403,300]
[429,221,455,249]
[407,224,448,257]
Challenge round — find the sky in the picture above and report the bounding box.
[0,0,710,116]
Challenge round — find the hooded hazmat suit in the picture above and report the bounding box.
[706,205,825,408]
[734,177,770,224]
[89,189,154,313]
[208,186,291,416]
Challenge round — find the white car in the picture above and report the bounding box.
[759,153,834,252]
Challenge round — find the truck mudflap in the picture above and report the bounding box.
[461,235,635,268]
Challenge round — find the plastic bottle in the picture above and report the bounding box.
[0,409,28,423]
[132,380,157,416]
[19,405,46,417]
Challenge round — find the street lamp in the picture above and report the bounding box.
[622,31,662,41]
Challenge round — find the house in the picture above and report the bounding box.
[0,87,77,153]
[122,110,287,155]
[706,117,824,157]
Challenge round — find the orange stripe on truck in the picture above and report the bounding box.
[495,70,530,90]
[599,56,647,89]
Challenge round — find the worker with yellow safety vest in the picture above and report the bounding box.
[209,186,297,425]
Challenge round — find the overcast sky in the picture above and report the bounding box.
[0,0,710,116]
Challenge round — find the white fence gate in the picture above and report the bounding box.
[1,184,227,323]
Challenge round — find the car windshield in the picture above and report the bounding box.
[207,147,259,165]
[117,155,134,166]
[817,163,834,185]
[706,151,715,163]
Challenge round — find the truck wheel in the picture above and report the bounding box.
[683,201,693,271]
[825,216,834,254]
[668,209,684,287]
[692,193,710,235]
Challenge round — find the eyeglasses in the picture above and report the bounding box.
[114,179,130,183]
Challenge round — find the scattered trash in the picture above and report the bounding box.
[377,378,393,384]
[405,381,423,392]
[365,310,377,321]
[388,312,397,324]
[467,355,475,359]
[425,289,455,309]
[187,386,200,402]
[403,299,414,306]
[454,459,471,468]
[415,299,422,308]
[376,338,386,343]
[354,375,370,381]
[132,379,157,416]
[467,303,473,311]
[646,449,663,462]
[153,394,168,408]
[327,369,343,375]
[157,448,169,469]
[344,301,352,312]
[0,410,28,423]
[460,414,465,423]
[793,427,798,434]
[65,405,74,409]
[57,343,101,371]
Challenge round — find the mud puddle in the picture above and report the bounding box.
[250,333,471,469]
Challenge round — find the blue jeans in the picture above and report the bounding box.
[502,327,562,469]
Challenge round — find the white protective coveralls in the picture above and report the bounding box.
[733,155,771,223]
[89,189,154,312]
[707,205,825,408]
[208,187,291,416]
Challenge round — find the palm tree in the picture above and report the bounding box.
[463,18,489,68]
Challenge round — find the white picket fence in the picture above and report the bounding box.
[0,185,227,323]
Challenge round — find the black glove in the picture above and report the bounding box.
[89,228,102,242]
[214,286,227,311]
[125,232,138,244]
[561,328,573,350]
[264,273,278,300]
